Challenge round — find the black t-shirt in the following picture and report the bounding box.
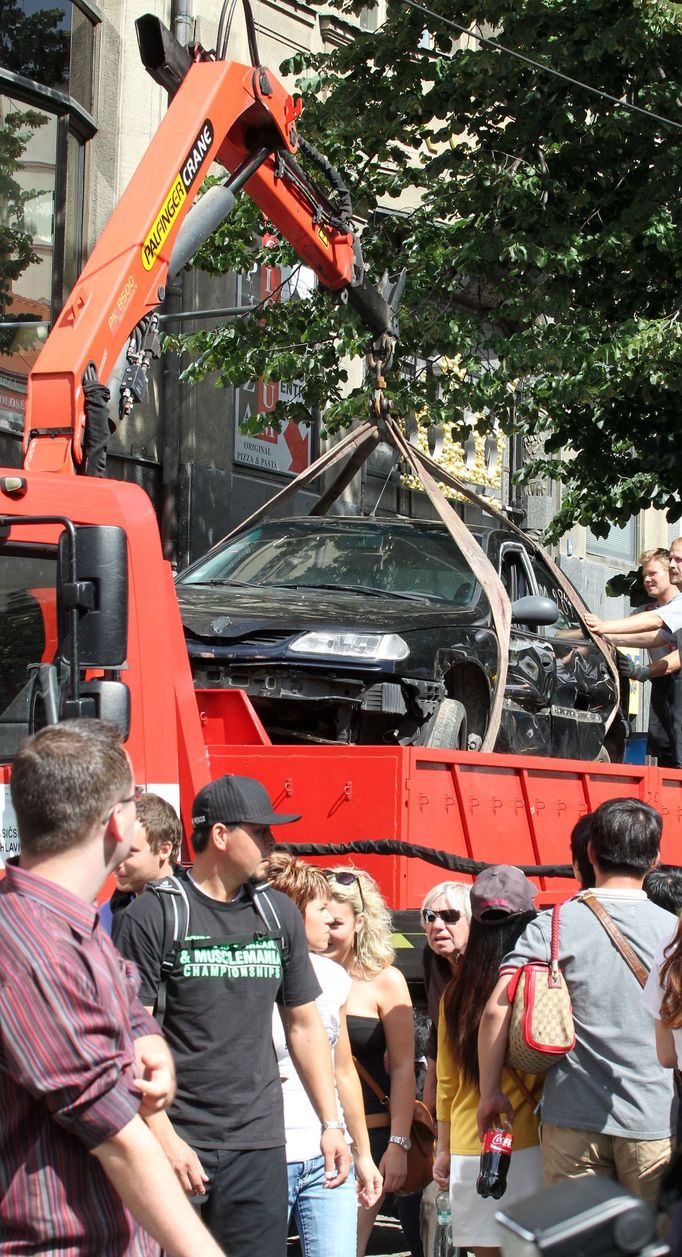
[114,877,320,1150]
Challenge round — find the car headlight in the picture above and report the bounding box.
[289,631,409,661]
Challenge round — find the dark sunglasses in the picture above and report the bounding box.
[321,869,365,912]
[422,907,461,925]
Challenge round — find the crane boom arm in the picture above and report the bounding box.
[24,17,392,475]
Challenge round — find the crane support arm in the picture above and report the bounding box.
[24,16,388,475]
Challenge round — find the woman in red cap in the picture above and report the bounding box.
[433,865,544,1257]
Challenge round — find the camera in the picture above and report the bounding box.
[495,1178,668,1257]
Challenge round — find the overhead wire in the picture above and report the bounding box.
[397,0,682,132]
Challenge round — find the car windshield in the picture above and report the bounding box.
[178,520,480,605]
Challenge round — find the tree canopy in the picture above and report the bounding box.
[173,0,682,540]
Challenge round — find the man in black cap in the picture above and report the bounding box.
[115,774,350,1257]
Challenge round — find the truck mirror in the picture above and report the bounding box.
[511,595,560,627]
[79,679,131,740]
[57,526,128,668]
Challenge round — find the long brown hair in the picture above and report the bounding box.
[659,918,682,1027]
[443,911,536,1086]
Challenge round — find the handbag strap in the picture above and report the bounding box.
[579,893,649,988]
[505,1066,541,1111]
[549,902,561,978]
[353,1056,390,1107]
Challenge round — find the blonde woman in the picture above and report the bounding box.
[324,867,415,1257]
[264,854,383,1257]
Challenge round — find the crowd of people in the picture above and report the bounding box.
[2,716,682,1257]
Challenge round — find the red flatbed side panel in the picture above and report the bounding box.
[205,744,406,910]
[195,688,271,748]
[654,772,682,866]
[202,745,682,909]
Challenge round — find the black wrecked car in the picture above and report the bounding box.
[175,516,624,761]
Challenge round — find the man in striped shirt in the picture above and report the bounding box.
[0,719,224,1257]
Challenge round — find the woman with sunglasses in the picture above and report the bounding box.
[421,883,472,1116]
[264,853,383,1257]
[418,883,472,1257]
[324,867,415,1257]
[434,867,543,1257]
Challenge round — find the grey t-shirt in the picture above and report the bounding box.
[501,891,676,1139]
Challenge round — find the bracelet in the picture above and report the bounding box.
[321,1120,346,1133]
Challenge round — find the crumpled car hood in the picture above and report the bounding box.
[176,583,481,640]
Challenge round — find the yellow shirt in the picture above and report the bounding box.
[436,1010,542,1156]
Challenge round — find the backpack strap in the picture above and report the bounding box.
[246,881,290,969]
[578,891,649,988]
[144,873,191,1028]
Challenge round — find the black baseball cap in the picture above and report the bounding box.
[191,775,301,830]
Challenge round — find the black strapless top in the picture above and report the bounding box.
[347,1014,391,1116]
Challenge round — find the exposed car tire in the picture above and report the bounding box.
[426,698,468,750]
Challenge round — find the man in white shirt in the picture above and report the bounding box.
[587,539,682,765]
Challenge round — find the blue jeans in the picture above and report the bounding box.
[287,1156,357,1257]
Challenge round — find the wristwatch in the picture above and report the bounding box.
[389,1134,412,1151]
[321,1120,346,1133]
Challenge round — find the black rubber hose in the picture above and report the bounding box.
[280,838,574,879]
[297,135,353,229]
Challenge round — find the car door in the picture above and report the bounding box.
[497,544,556,755]
[527,551,616,760]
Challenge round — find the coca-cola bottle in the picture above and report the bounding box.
[476,1120,513,1199]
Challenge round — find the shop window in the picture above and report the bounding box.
[0,2,95,113]
[0,3,96,438]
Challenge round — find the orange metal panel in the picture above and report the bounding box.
[209,745,407,908]
[195,688,271,748]
[654,771,682,865]
[207,745,682,910]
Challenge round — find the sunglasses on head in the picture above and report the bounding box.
[422,907,461,925]
[321,869,365,912]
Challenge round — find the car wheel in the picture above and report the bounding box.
[426,698,468,750]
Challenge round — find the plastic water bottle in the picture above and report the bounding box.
[435,1188,452,1257]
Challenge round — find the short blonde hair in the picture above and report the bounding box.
[421,880,472,921]
[327,866,394,977]
[639,548,670,568]
[264,851,329,913]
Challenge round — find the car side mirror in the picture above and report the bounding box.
[511,595,560,627]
